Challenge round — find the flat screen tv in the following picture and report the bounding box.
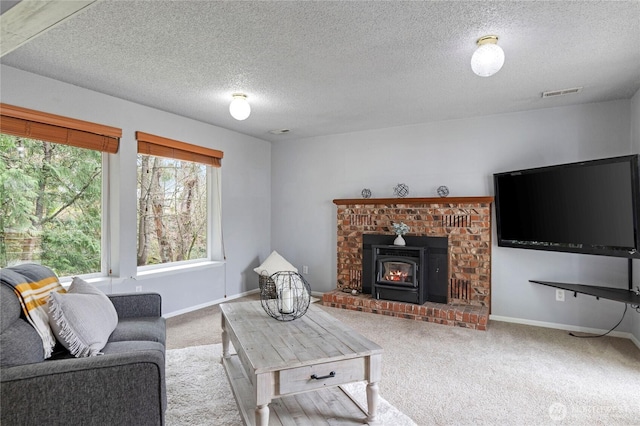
[494,154,640,259]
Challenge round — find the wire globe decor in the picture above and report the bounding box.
[394,183,409,198]
[361,188,372,198]
[437,185,450,197]
[260,271,311,321]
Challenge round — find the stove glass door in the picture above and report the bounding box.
[377,258,417,287]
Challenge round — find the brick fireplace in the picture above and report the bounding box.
[322,196,493,330]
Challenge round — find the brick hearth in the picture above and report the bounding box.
[329,196,493,330]
[322,290,489,330]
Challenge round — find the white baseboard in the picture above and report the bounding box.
[163,289,326,319]
[490,314,637,344]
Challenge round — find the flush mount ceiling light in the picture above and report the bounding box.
[229,93,250,120]
[471,35,505,77]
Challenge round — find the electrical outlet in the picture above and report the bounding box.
[302,265,309,274]
[136,285,143,292]
[556,289,565,302]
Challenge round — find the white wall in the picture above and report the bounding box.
[0,65,272,315]
[272,100,637,332]
[631,88,640,345]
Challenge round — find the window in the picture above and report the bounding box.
[136,132,223,267]
[0,104,120,277]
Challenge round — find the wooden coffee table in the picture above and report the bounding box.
[220,301,383,426]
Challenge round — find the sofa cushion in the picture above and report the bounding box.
[108,317,166,344]
[1,276,48,367]
[108,293,162,319]
[48,277,118,357]
[0,311,45,367]
[101,340,165,356]
[0,280,22,335]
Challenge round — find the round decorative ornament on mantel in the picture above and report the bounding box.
[437,185,450,197]
[260,271,311,321]
[361,188,372,198]
[393,183,409,198]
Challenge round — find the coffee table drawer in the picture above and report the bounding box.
[278,357,366,395]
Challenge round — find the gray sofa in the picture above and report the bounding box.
[0,264,167,425]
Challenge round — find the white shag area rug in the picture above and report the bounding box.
[166,344,416,425]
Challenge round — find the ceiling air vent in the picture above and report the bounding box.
[268,129,291,135]
[542,87,583,98]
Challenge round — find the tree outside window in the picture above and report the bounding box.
[137,154,207,266]
[0,134,102,276]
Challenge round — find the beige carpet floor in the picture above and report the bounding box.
[166,295,640,425]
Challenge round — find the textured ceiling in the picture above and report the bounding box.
[1,1,639,142]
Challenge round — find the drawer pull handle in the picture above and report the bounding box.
[310,371,336,380]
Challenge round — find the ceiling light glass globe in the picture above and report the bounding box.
[471,43,505,77]
[229,95,251,120]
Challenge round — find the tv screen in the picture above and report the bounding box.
[494,155,640,258]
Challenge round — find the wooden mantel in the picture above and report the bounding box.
[333,196,493,206]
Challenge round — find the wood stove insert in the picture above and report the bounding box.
[373,245,428,304]
[364,235,448,305]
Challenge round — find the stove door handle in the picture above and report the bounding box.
[310,371,336,380]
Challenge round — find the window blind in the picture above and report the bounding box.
[0,103,120,153]
[136,131,223,167]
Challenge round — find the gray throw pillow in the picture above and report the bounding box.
[48,277,118,357]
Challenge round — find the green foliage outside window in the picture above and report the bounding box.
[0,134,102,276]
